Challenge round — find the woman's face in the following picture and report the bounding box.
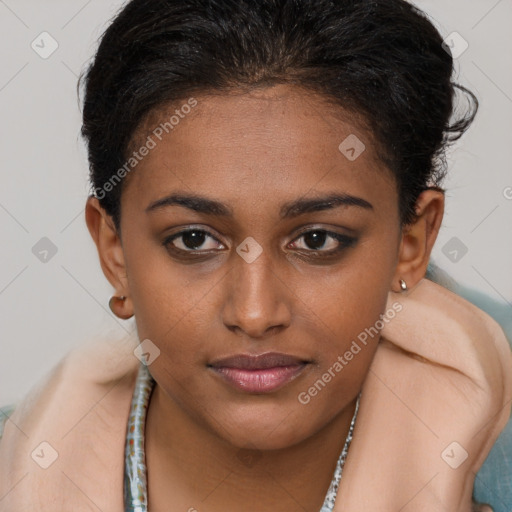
[108,84,404,450]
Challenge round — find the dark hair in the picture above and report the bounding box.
[80,0,478,232]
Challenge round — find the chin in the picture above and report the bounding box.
[213,407,315,452]
[226,430,309,452]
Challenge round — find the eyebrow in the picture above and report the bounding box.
[145,192,374,219]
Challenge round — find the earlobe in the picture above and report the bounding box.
[108,295,134,320]
[393,189,445,291]
[85,196,131,303]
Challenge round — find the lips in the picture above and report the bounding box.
[209,352,309,370]
[208,352,310,393]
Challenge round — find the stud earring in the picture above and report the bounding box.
[108,295,133,319]
[399,279,408,292]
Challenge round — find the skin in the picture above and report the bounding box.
[86,84,446,511]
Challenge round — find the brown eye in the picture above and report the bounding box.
[290,230,357,254]
[163,229,224,252]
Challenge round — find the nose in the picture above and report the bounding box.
[221,250,292,339]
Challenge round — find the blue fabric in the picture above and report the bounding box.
[0,404,15,440]
[475,422,512,511]
[426,261,512,510]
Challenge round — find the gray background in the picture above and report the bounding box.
[0,0,511,405]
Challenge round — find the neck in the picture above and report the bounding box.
[145,383,358,512]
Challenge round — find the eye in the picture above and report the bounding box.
[163,229,224,253]
[162,227,357,257]
[289,229,357,254]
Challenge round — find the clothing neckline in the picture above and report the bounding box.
[124,362,360,512]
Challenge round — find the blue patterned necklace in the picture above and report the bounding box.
[124,363,359,512]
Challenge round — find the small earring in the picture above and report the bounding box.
[399,279,408,292]
[108,295,133,319]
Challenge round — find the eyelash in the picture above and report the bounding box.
[162,227,357,258]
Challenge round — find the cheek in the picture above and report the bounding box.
[122,239,208,361]
[293,240,396,398]
[130,283,208,366]
[293,281,391,426]
[299,244,395,350]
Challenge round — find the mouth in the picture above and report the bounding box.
[207,352,311,393]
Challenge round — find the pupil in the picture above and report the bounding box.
[304,231,326,250]
[183,231,205,249]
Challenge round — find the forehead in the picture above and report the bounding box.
[123,84,396,217]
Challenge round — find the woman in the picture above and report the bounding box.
[0,0,510,510]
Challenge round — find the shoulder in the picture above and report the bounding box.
[426,260,512,512]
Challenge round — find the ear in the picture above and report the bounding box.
[85,196,133,314]
[393,188,445,292]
